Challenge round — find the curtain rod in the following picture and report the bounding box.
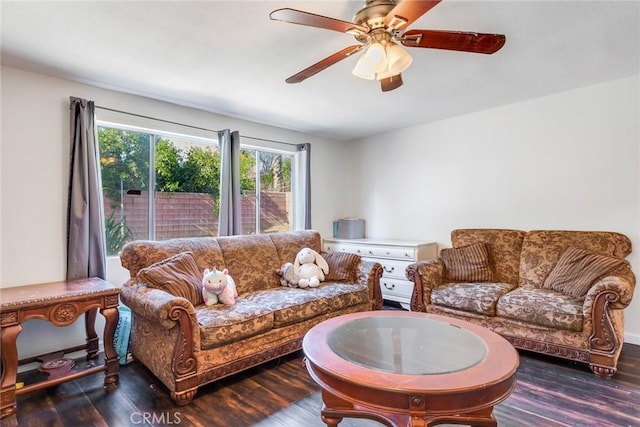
[240,135,299,147]
[96,105,218,133]
[95,105,299,147]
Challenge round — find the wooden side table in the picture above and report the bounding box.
[0,277,121,418]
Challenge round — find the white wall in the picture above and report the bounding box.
[0,65,352,358]
[350,75,640,344]
[3,64,638,356]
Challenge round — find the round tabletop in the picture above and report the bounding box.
[327,314,488,375]
[303,310,519,397]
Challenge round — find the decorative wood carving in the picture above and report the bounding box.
[371,263,384,310]
[589,364,615,378]
[406,268,426,312]
[0,312,18,327]
[197,339,303,385]
[589,291,618,354]
[105,294,120,308]
[52,303,79,325]
[169,306,197,377]
[504,336,590,362]
[171,389,197,406]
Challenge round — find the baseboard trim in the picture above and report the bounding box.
[624,332,640,346]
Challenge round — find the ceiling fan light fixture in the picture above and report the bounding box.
[363,41,388,73]
[352,40,388,79]
[385,42,412,75]
[352,54,377,80]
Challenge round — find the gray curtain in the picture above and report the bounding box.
[66,97,107,280]
[218,129,241,236]
[298,143,312,229]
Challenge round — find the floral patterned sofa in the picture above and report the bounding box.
[406,229,635,377]
[119,230,382,405]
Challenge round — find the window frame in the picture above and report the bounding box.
[97,120,301,246]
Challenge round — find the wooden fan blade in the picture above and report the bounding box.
[385,0,442,30]
[285,45,364,84]
[270,8,368,36]
[401,29,506,54]
[380,74,403,92]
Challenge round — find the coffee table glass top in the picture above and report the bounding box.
[327,316,488,375]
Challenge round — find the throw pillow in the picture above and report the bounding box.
[321,251,360,282]
[440,242,495,282]
[543,247,625,298]
[136,251,204,306]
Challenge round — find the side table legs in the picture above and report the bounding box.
[100,306,120,389]
[0,323,23,418]
[85,308,99,359]
[1,304,120,418]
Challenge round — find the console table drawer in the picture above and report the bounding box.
[378,259,411,280]
[380,278,414,299]
[366,246,416,260]
[323,241,436,262]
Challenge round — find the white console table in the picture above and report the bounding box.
[323,238,437,310]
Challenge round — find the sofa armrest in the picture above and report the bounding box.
[406,259,446,312]
[357,260,383,310]
[585,273,636,311]
[120,283,198,330]
[584,272,636,356]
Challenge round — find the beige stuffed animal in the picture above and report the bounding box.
[293,248,329,288]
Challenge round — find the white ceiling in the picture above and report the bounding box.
[1,1,638,141]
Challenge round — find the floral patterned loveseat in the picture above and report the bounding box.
[119,230,382,405]
[407,229,635,377]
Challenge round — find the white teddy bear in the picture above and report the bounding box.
[293,248,329,288]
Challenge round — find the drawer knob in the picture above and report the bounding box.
[383,266,395,273]
[368,250,373,254]
[383,282,395,290]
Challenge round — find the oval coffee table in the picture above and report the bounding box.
[303,311,519,427]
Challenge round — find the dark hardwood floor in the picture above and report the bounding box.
[3,337,639,426]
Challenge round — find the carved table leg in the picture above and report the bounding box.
[425,407,497,427]
[100,306,120,389]
[0,324,23,418]
[319,388,351,426]
[85,308,99,360]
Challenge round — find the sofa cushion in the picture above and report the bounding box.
[451,229,526,285]
[195,300,274,349]
[269,230,323,265]
[431,282,516,316]
[217,234,282,293]
[136,251,204,306]
[322,251,360,282]
[121,237,225,278]
[244,283,369,327]
[542,247,626,298]
[519,230,632,288]
[496,286,583,332]
[441,243,495,282]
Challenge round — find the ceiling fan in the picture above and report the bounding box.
[270,0,506,92]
